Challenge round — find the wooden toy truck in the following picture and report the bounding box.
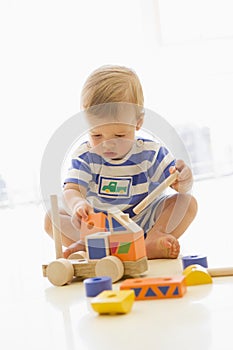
[42,172,179,286]
[42,197,149,286]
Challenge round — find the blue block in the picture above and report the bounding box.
[84,276,112,297]
[87,238,107,259]
[182,255,208,269]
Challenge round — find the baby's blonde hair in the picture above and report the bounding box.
[81,65,144,116]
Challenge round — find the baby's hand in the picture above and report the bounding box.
[169,159,193,193]
[71,200,93,230]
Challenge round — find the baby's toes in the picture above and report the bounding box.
[171,241,180,257]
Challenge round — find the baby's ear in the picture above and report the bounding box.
[136,116,144,130]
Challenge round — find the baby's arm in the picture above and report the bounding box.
[63,183,93,230]
[169,159,193,193]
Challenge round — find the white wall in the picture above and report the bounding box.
[0,0,233,203]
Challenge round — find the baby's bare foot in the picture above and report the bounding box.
[63,240,86,259]
[145,231,180,259]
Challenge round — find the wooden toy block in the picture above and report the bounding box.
[107,207,146,261]
[182,255,208,269]
[109,231,146,261]
[85,232,111,260]
[120,276,187,300]
[84,276,112,297]
[183,264,212,286]
[91,290,135,314]
[80,212,107,240]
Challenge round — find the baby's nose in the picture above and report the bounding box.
[102,139,116,148]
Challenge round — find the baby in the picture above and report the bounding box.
[44,65,198,259]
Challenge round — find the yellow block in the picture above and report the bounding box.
[183,264,213,286]
[91,290,134,314]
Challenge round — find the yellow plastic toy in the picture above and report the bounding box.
[91,290,135,314]
[183,264,213,286]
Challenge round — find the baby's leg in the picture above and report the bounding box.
[145,193,197,259]
[44,208,82,247]
[44,209,86,258]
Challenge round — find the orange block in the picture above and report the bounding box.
[80,212,107,240]
[109,230,146,262]
[120,276,187,300]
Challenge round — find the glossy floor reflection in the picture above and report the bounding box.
[0,175,233,350]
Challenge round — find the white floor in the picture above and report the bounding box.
[0,175,233,350]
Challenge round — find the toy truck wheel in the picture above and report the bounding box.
[67,250,87,260]
[95,256,124,283]
[47,258,74,286]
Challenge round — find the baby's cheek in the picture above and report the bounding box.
[91,142,103,154]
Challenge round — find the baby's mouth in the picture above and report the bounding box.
[103,151,118,159]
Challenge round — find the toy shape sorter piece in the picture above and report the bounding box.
[182,255,208,269]
[84,276,112,297]
[120,276,187,300]
[91,290,135,315]
[182,264,212,286]
[85,231,111,260]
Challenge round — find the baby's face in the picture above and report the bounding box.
[89,123,136,160]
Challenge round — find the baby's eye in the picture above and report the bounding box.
[115,134,125,138]
[92,134,102,138]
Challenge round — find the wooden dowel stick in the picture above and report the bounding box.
[50,194,63,259]
[133,171,179,215]
[207,267,233,277]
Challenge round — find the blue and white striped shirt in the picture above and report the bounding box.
[64,138,175,234]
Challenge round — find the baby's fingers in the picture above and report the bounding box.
[71,215,81,230]
[77,207,89,220]
[169,165,177,174]
[178,166,191,181]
